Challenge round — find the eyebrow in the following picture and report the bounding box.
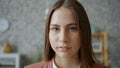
[50,23,78,27]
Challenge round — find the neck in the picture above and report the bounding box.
[54,54,80,68]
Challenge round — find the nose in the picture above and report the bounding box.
[59,29,68,42]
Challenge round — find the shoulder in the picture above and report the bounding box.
[24,61,52,68]
[94,63,108,68]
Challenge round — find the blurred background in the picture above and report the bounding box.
[0,0,120,68]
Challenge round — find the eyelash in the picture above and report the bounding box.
[68,27,78,31]
[50,27,59,31]
[50,26,78,32]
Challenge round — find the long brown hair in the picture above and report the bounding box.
[44,0,96,68]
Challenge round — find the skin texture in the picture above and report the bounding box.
[49,7,81,68]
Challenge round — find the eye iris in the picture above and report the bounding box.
[52,27,59,31]
[69,27,76,31]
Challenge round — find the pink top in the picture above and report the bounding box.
[24,61,108,68]
[24,61,52,68]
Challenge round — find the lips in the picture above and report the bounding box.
[58,46,71,52]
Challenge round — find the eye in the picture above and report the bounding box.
[50,27,59,31]
[68,26,78,31]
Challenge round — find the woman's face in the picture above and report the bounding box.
[49,7,81,58]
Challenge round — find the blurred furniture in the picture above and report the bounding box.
[0,53,20,68]
[92,32,108,66]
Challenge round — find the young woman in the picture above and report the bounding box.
[25,0,107,68]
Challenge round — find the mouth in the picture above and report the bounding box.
[58,46,71,52]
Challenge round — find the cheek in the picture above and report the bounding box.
[49,33,59,52]
[49,33,58,46]
[71,33,81,46]
[71,33,80,41]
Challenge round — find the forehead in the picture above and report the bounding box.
[50,7,78,25]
